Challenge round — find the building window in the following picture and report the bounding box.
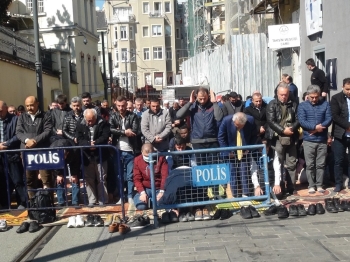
[154,72,163,85]
[114,27,118,39]
[153,47,163,60]
[120,26,127,39]
[154,2,162,14]
[166,48,172,60]
[121,48,127,61]
[143,2,149,13]
[129,26,134,40]
[113,7,132,22]
[142,26,149,37]
[176,28,180,39]
[115,50,119,62]
[26,0,44,12]
[165,2,171,13]
[143,48,150,60]
[152,25,162,36]
[176,50,180,60]
[165,25,171,37]
[145,73,151,85]
[130,48,136,62]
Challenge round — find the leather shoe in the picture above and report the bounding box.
[277,206,289,219]
[212,209,222,220]
[316,203,325,214]
[28,221,40,233]
[333,198,344,212]
[161,212,171,224]
[108,223,119,233]
[289,204,299,216]
[264,205,278,216]
[307,204,316,215]
[16,222,30,233]
[240,206,252,219]
[341,200,350,211]
[297,204,307,216]
[220,209,232,220]
[119,224,130,235]
[249,205,260,218]
[324,198,337,213]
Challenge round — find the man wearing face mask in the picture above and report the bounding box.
[133,143,168,210]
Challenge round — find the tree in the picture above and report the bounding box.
[0,0,12,25]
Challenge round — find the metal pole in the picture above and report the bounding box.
[124,51,128,96]
[33,0,44,107]
[101,32,108,100]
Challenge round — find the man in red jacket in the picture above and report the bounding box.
[133,143,168,210]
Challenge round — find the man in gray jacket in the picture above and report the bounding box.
[141,98,172,152]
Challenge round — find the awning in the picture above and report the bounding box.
[250,0,281,15]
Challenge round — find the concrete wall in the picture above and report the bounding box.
[300,0,350,97]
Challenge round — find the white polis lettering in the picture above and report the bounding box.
[27,151,60,165]
[196,166,228,182]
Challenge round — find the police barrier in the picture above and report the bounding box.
[148,145,271,228]
[0,145,125,219]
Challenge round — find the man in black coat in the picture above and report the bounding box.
[306,58,329,98]
[50,94,72,143]
[222,92,244,116]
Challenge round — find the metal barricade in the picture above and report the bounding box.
[148,145,271,227]
[0,145,125,220]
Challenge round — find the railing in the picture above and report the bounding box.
[110,14,136,23]
[148,11,164,18]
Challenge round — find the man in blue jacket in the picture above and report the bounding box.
[298,85,332,193]
[218,112,257,197]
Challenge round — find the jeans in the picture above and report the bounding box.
[333,137,350,187]
[56,182,80,205]
[133,188,160,210]
[121,151,134,199]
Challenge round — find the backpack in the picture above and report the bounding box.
[28,190,56,224]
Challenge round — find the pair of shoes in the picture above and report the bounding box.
[308,188,316,194]
[264,205,278,216]
[307,203,325,215]
[86,215,104,227]
[119,224,131,235]
[0,220,7,232]
[67,215,85,228]
[194,208,211,221]
[334,184,342,192]
[127,215,150,228]
[17,221,41,233]
[340,200,350,211]
[289,204,307,216]
[161,211,179,223]
[240,206,260,219]
[109,223,119,233]
[325,198,343,213]
[277,206,289,219]
[179,212,195,222]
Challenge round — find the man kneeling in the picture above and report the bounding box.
[133,144,168,210]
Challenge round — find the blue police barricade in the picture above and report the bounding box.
[0,145,125,220]
[147,145,271,228]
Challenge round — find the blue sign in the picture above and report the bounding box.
[191,163,230,187]
[23,150,65,170]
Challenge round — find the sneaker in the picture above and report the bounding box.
[75,215,85,227]
[127,215,149,228]
[179,213,188,222]
[67,216,76,228]
[202,208,211,220]
[194,209,203,221]
[308,188,316,194]
[94,215,104,227]
[317,187,325,193]
[17,205,25,210]
[128,198,134,205]
[0,220,7,232]
[86,214,95,227]
[186,212,195,221]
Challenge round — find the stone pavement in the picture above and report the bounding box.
[11,210,350,262]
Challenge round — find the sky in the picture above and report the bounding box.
[95,0,187,10]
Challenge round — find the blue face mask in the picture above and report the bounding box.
[143,155,155,163]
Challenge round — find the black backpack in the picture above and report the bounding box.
[28,190,56,224]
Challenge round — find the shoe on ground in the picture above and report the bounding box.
[94,215,104,227]
[161,212,171,224]
[240,206,252,219]
[307,204,316,215]
[333,198,344,212]
[169,211,179,223]
[264,205,278,216]
[317,187,325,193]
[194,209,203,221]
[186,212,195,221]
[109,223,119,233]
[277,206,289,219]
[316,203,325,214]
[212,209,222,220]
[105,214,114,226]
[67,216,76,228]
[0,220,7,232]
[127,215,149,228]
[308,188,316,194]
[86,214,95,227]
[324,198,338,213]
[297,204,307,216]
[289,204,298,216]
[202,208,211,220]
[334,184,342,192]
[249,205,260,218]
[341,200,350,211]
[28,221,40,233]
[119,224,131,235]
[16,222,30,233]
[220,209,232,220]
[179,213,188,222]
[75,215,85,228]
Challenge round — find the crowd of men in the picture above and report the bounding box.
[0,58,348,214]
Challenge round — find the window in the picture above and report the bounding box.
[129,26,134,40]
[142,26,149,37]
[176,28,180,39]
[121,48,127,61]
[154,72,163,85]
[114,27,118,40]
[115,50,119,62]
[166,48,172,60]
[176,50,180,60]
[26,0,44,12]
[152,25,162,36]
[153,47,163,60]
[165,2,171,13]
[143,48,150,60]
[120,26,127,39]
[113,7,132,21]
[154,2,162,13]
[143,2,149,13]
[130,48,136,62]
[165,25,171,37]
[145,73,151,85]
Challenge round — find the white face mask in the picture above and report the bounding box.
[143,155,155,163]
